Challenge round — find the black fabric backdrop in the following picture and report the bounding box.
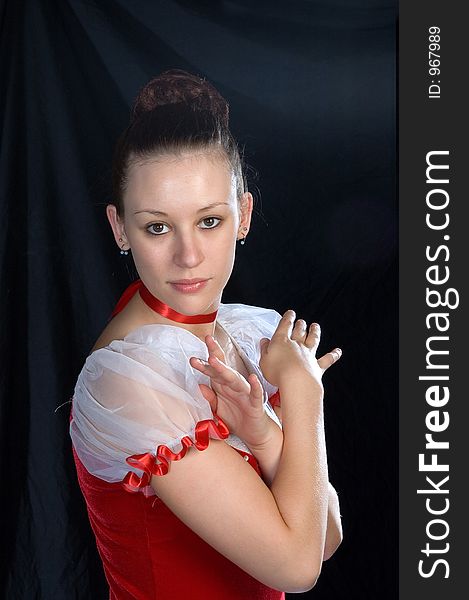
[1,1,397,598]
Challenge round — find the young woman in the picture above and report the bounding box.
[69,68,343,599]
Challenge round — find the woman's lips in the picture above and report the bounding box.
[170,279,209,293]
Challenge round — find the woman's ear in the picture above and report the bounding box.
[106,204,128,248]
[238,191,253,233]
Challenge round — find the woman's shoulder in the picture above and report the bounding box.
[89,292,157,354]
[89,315,137,355]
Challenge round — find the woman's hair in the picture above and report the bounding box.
[111,69,247,217]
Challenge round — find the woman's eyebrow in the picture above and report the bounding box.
[134,202,230,216]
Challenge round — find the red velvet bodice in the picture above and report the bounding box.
[71,423,284,599]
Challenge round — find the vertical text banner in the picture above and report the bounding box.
[399,1,467,598]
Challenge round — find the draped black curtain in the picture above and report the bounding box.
[1,1,397,598]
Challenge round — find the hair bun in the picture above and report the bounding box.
[130,68,229,127]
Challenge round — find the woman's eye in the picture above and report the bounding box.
[147,223,169,235]
[200,217,222,229]
[146,217,222,236]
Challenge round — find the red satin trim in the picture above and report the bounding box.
[122,412,230,492]
[139,281,218,324]
[109,278,218,324]
[268,390,281,407]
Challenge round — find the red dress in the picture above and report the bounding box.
[70,281,284,600]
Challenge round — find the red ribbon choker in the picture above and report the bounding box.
[109,278,218,324]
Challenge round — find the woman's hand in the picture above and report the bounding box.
[189,336,275,450]
[258,310,342,390]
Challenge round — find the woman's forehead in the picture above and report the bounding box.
[125,153,236,212]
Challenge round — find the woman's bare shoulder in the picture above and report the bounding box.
[89,324,124,354]
[90,288,158,354]
[89,311,146,354]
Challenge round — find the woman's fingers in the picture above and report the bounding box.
[272,309,296,341]
[205,335,227,363]
[305,322,321,352]
[247,373,265,407]
[317,348,342,371]
[198,383,218,412]
[190,354,245,391]
[291,318,308,342]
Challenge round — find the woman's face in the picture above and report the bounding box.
[107,152,252,315]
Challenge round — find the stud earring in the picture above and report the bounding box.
[119,237,129,256]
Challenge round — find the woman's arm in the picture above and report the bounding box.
[151,313,341,592]
[248,417,343,561]
[246,416,283,487]
[323,481,343,560]
[149,372,328,592]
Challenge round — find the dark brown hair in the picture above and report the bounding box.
[111,69,247,217]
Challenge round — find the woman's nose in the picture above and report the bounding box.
[173,233,204,268]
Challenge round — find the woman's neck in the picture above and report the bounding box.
[129,288,219,342]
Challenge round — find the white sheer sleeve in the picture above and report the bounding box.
[70,340,229,496]
[70,303,285,497]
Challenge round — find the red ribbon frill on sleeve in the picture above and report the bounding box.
[122,412,230,492]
